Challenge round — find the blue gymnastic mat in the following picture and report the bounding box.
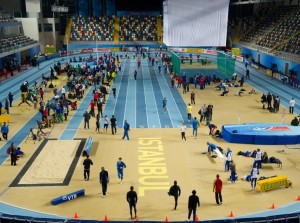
[222,123,300,145]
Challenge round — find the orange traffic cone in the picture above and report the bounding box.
[229,211,234,217]
[297,195,300,201]
[135,216,139,221]
[165,216,169,223]
[271,203,276,209]
[73,212,79,219]
[195,215,199,221]
[104,214,108,221]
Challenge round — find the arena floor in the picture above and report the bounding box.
[0,55,299,221]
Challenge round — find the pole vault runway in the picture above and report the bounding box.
[0,55,299,221]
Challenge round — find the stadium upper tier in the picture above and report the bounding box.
[70,16,115,41]
[0,34,37,53]
[239,5,300,55]
[0,7,17,22]
[70,15,159,42]
[119,15,158,41]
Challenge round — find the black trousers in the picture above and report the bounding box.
[11,154,17,165]
[174,195,179,209]
[111,125,117,134]
[84,169,90,180]
[215,192,222,204]
[129,203,137,218]
[2,133,8,140]
[102,183,108,195]
[188,207,197,221]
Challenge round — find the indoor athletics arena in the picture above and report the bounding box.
[0,0,300,222]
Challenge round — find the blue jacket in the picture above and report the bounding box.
[1,125,9,134]
[192,119,199,129]
[124,122,130,131]
[117,161,126,172]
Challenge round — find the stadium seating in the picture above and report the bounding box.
[119,15,158,41]
[239,5,300,55]
[256,6,300,49]
[70,16,115,41]
[0,7,17,22]
[0,34,37,53]
[278,32,300,55]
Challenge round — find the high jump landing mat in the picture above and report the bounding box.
[222,123,300,145]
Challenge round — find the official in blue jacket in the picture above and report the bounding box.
[122,120,130,140]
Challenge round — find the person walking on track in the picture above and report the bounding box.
[168,180,181,210]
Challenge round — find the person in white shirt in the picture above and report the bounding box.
[180,122,187,141]
[103,115,109,133]
[289,98,296,114]
[225,148,232,172]
[250,165,259,190]
[61,86,66,99]
[254,148,262,169]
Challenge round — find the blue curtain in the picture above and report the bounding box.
[106,0,116,16]
[92,0,103,16]
[78,0,89,16]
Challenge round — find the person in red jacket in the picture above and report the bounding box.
[213,174,223,205]
[177,76,183,88]
[90,100,95,117]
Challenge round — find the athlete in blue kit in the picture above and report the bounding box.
[117,157,127,184]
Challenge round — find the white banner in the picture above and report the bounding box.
[163,0,229,47]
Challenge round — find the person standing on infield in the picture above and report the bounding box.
[122,120,130,140]
[99,167,109,197]
[168,180,181,210]
[187,190,200,221]
[213,174,223,205]
[126,186,138,220]
[83,155,93,181]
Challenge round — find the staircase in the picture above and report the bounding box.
[63,18,72,45]
[113,17,120,44]
[156,17,163,44]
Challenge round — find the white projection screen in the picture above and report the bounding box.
[163,0,229,46]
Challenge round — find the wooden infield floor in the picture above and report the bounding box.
[0,73,299,221]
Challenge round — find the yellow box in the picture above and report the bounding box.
[0,114,11,124]
[256,176,289,192]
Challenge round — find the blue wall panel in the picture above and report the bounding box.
[234,45,300,76]
[106,0,116,16]
[92,0,103,16]
[78,0,89,16]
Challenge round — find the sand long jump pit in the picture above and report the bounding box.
[10,139,86,187]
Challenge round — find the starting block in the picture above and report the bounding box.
[51,189,85,205]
